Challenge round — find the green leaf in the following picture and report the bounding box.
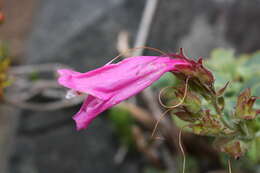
[151,72,178,90]
[109,107,134,147]
[207,49,236,75]
[245,51,260,66]
[247,138,260,163]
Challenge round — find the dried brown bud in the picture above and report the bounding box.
[191,110,226,136]
[170,49,214,86]
[214,138,248,159]
[169,49,215,99]
[235,88,260,120]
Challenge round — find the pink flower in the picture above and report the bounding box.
[57,56,190,130]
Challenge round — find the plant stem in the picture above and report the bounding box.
[212,96,235,130]
[228,159,232,173]
[212,96,222,115]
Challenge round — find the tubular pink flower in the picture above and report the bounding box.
[58,56,190,130]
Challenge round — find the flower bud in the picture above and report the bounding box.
[170,49,215,98]
[175,87,202,113]
[174,111,196,122]
[191,110,226,136]
[235,88,260,120]
[169,86,202,122]
[171,50,214,84]
[214,138,248,159]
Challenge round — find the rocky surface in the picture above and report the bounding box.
[6,0,260,173]
[148,0,260,57]
[0,105,19,173]
[9,0,144,173]
[10,111,139,173]
[26,0,145,70]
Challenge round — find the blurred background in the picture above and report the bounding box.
[1,0,260,173]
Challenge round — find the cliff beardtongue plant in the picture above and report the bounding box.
[58,48,260,162]
[57,55,191,130]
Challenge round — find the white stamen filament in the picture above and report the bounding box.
[65,90,81,99]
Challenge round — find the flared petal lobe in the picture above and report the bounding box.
[58,56,190,130]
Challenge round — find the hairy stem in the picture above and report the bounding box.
[212,96,235,131]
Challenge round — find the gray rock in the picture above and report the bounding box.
[26,0,145,70]
[225,0,260,53]
[0,105,19,173]
[10,116,139,173]
[10,0,144,173]
[148,0,260,58]
[10,0,260,173]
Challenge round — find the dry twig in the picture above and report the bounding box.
[5,63,84,111]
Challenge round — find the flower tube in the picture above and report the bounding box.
[58,56,190,130]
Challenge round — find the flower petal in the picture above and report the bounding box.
[58,56,190,129]
[72,95,109,130]
[58,56,188,100]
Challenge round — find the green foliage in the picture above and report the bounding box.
[201,49,260,162]
[0,42,10,99]
[142,167,165,173]
[161,49,260,163]
[206,49,260,108]
[28,71,40,81]
[109,48,260,171]
[108,106,135,148]
[247,138,260,163]
[151,72,178,90]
